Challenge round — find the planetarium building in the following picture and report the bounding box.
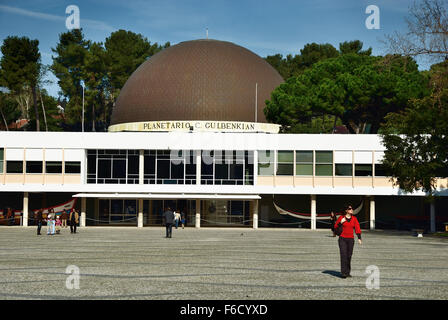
[0,39,447,231]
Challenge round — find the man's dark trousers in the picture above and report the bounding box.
[338,237,354,276]
[70,221,77,233]
[37,221,42,235]
[166,223,173,238]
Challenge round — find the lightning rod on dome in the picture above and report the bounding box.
[206,28,208,39]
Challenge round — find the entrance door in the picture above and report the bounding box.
[98,199,138,225]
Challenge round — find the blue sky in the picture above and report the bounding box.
[0,0,416,97]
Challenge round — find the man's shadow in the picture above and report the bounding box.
[322,270,344,278]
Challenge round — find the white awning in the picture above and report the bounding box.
[72,193,261,200]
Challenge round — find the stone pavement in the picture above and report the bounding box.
[0,226,447,300]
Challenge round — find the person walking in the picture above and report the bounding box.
[46,209,55,235]
[162,207,175,238]
[69,209,79,234]
[174,210,181,229]
[334,205,362,278]
[6,207,14,226]
[61,209,69,228]
[36,209,43,235]
[330,211,337,237]
[181,210,186,229]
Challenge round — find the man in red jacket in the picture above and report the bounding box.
[334,205,362,278]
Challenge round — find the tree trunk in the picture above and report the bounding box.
[0,107,9,131]
[31,86,40,131]
[92,101,96,132]
[39,88,48,132]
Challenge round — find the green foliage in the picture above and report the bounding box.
[380,61,448,194]
[265,53,428,134]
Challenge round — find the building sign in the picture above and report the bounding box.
[108,121,280,133]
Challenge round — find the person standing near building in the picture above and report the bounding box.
[174,210,181,229]
[162,207,175,238]
[36,209,43,235]
[61,209,69,228]
[6,207,14,226]
[181,210,186,229]
[69,209,79,234]
[330,211,337,237]
[46,209,55,235]
[334,205,362,278]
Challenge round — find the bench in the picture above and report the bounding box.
[412,228,424,237]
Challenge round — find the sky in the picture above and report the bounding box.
[0,0,418,98]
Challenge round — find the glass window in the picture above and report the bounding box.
[276,150,293,176]
[65,162,81,174]
[355,164,373,176]
[26,161,43,174]
[375,164,387,177]
[258,150,274,176]
[7,161,23,174]
[0,148,3,173]
[46,161,62,174]
[296,151,313,176]
[315,151,333,176]
[335,164,352,176]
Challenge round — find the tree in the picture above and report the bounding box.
[380,61,448,195]
[339,40,372,56]
[264,54,428,134]
[0,36,41,130]
[383,0,448,63]
[51,29,90,126]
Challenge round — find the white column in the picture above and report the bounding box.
[253,150,258,186]
[139,150,144,184]
[80,197,86,227]
[23,192,29,227]
[311,195,316,230]
[370,196,375,230]
[195,199,201,228]
[138,198,143,228]
[196,150,201,185]
[430,201,436,233]
[252,199,259,229]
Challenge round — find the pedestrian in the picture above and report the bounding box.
[69,209,79,234]
[36,209,43,235]
[330,211,337,237]
[162,207,175,238]
[61,209,69,228]
[334,205,362,278]
[174,210,181,229]
[181,210,186,229]
[46,209,55,235]
[6,207,14,226]
[55,215,62,234]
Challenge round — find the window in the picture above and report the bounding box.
[46,161,62,174]
[296,151,313,176]
[315,151,333,176]
[355,164,372,176]
[258,150,274,176]
[202,150,253,185]
[87,150,139,184]
[276,151,293,175]
[144,150,156,184]
[0,148,3,173]
[335,164,352,176]
[7,161,23,174]
[374,164,387,177]
[65,162,81,174]
[26,161,43,174]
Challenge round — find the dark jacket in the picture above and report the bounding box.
[163,210,175,224]
[35,211,43,222]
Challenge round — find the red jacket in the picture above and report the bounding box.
[334,215,362,239]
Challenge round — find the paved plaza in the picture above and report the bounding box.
[0,226,447,300]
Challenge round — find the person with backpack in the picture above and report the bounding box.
[334,205,362,278]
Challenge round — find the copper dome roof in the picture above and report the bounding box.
[110,39,284,125]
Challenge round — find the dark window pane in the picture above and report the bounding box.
[316,164,333,176]
[171,162,184,179]
[98,159,111,178]
[45,161,62,174]
[144,154,155,174]
[127,155,139,175]
[113,160,126,178]
[375,164,387,177]
[230,164,243,179]
[185,163,196,175]
[26,161,43,174]
[87,155,96,174]
[355,164,372,176]
[157,160,170,178]
[335,164,352,176]
[65,162,81,174]
[7,161,23,173]
[215,163,228,179]
[296,151,313,163]
[316,151,333,163]
[201,162,213,175]
[277,163,293,175]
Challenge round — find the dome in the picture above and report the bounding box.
[110,39,284,126]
